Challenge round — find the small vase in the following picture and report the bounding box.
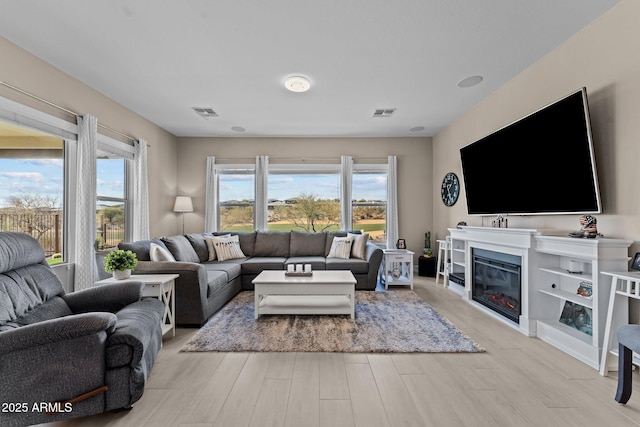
[112,269,131,280]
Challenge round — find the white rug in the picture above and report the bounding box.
[181,291,484,353]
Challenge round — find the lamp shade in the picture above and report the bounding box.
[173,196,193,213]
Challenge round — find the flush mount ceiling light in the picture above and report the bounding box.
[457,75,484,88]
[284,76,311,92]
[409,126,425,132]
[231,126,246,132]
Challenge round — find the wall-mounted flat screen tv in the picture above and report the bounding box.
[459,88,601,216]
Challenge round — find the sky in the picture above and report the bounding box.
[219,173,387,202]
[0,159,385,207]
[0,158,124,208]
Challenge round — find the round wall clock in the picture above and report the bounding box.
[441,172,460,207]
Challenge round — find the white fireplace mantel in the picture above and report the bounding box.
[446,226,632,370]
[448,226,539,336]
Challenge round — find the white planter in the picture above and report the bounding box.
[112,269,131,280]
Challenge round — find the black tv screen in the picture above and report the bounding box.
[459,88,601,216]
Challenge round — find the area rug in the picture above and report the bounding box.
[181,291,483,353]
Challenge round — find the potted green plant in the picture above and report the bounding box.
[104,249,138,280]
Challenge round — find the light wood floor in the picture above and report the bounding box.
[41,276,640,427]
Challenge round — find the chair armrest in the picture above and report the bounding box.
[0,312,117,355]
[62,281,143,313]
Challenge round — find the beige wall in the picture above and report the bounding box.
[433,0,640,256]
[177,137,433,256]
[0,36,179,237]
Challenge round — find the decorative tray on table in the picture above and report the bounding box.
[285,271,313,277]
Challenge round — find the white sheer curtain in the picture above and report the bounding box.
[386,155,399,249]
[74,114,97,289]
[204,156,217,232]
[132,139,149,241]
[255,155,269,231]
[340,155,353,230]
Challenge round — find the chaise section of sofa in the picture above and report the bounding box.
[119,231,383,326]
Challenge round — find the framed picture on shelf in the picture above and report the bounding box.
[396,239,406,249]
[559,301,592,336]
[631,252,640,271]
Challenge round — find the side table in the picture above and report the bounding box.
[96,273,178,338]
[418,256,436,277]
[380,250,414,289]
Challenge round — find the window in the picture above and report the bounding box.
[267,165,340,232]
[210,160,390,245]
[217,167,255,232]
[0,121,66,264]
[352,166,387,244]
[96,157,127,250]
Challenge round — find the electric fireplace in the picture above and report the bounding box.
[472,248,522,323]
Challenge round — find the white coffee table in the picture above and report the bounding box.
[252,270,357,319]
[96,273,178,337]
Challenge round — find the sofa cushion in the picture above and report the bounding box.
[206,270,230,298]
[327,236,354,259]
[149,243,176,262]
[324,231,348,256]
[348,232,370,260]
[290,231,326,257]
[325,257,369,274]
[285,256,327,271]
[185,233,211,263]
[241,257,287,274]
[161,235,200,263]
[254,231,290,257]
[203,262,243,281]
[119,239,167,261]
[213,232,257,257]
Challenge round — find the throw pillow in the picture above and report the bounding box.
[204,234,229,261]
[327,236,354,259]
[212,234,246,261]
[150,242,176,262]
[348,232,370,259]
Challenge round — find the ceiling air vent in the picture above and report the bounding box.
[373,108,396,118]
[192,107,218,119]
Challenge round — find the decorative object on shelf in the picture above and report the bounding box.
[568,215,602,238]
[423,232,432,257]
[396,238,406,249]
[104,249,138,280]
[440,172,460,206]
[391,267,401,279]
[456,221,467,229]
[576,281,593,299]
[567,260,585,274]
[559,301,593,336]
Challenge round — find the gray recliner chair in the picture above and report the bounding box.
[0,232,165,426]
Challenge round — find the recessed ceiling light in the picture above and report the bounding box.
[410,126,425,132]
[231,126,246,132]
[284,76,311,92]
[457,75,483,88]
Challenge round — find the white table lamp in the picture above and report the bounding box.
[173,196,193,234]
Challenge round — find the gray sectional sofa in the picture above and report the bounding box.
[119,231,384,326]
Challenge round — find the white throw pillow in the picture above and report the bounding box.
[150,242,176,262]
[204,234,229,261]
[348,232,370,259]
[212,234,246,261]
[327,236,354,259]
